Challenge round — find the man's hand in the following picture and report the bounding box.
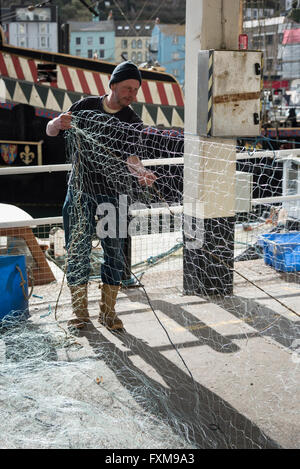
[46,111,72,136]
[58,111,72,130]
[137,169,157,187]
[126,156,157,187]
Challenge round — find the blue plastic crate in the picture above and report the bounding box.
[258,232,300,272]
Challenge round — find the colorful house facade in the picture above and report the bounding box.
[114,20,153,64]
[150,22,185,88]
[69,20,115,62]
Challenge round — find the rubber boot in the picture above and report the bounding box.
[98,284,124,330]
[68,284,90,329]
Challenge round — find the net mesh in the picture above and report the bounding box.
[0,111,299,449]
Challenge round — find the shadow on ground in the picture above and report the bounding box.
[80,289,282,449]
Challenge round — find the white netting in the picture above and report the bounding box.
[0,111,299,449]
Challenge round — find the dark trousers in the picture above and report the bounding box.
[63,191,126,286]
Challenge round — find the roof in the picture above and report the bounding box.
[114,20,154,37]
[154,23,186,36]
[68,21,114,33]
[283,28,300,44]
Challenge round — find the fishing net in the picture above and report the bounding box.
[0,110,299,449]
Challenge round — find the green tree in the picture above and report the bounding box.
[58,0,93,23]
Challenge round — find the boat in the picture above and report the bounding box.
[0,26,184,214]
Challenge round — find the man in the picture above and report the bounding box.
[46,61,156,331]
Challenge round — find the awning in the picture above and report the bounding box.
[283,29,300,44]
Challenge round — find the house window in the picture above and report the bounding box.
[276,59,283,71]
[76,37,81,45]
[131,51,137,61]
[39,23,49,34]
[137,51,142,62]
[121,39,128,48]
[40,36,49,48]
[266,34,273,45]
[131,39,136,49]
[18,23,27,34]
[137,39,142,49]
[75,49,81,56]
[99,36,105,44]
[252,35,263,49]
[87,37,93,45]
[266,58,273,71]
[18,37,27,47]
[88,49,93,58]
[99,49,105,58]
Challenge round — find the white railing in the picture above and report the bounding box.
[1,148,300,227]
[1,151,299,279]
[0,148,299,177]
[0,157,184,176]
[236,148,300,160]
[0,164,71,176]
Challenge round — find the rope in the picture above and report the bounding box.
[15,265,33,301]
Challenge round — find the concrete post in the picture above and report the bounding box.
[183,0,241,296]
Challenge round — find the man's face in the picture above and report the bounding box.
[111,79,140,108]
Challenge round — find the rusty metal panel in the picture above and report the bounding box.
[197,50,263,137]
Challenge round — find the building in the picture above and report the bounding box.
[243,2,300,85]
[0,7,10,44]
[68,20,115,61]
[243,3,300,121]
[4,4,58,52]
[150,22,185,88]
[243,16,288,83]
[114,20,153,64]
[280,27,300,80]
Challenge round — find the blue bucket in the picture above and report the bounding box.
[0,254,29,322]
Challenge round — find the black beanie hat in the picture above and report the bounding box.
[109,61,142,88]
